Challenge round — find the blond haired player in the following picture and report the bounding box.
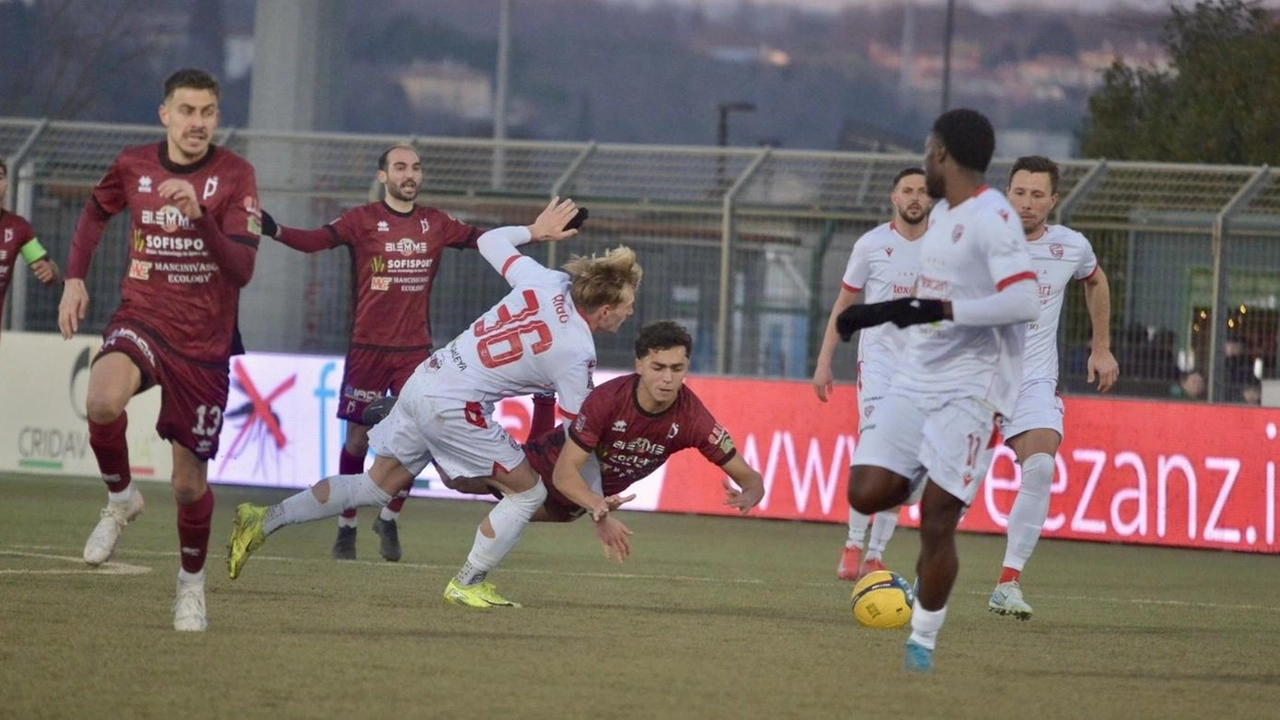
[813,167,929,581]
[837,109,1038,672]
[228,201,643,609]
[987,155,1118,620]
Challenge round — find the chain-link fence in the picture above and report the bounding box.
[4,118,1279,403]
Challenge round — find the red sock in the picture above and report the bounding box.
[338,447,364,520]
[386,487,409,513]
[999,567,1021,584]
[88,412,131,493]
[530,394,557,440]
[177,487,215,574]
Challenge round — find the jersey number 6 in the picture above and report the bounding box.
[472,289,553,369]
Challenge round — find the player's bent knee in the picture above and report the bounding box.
[85,395,126,425]
[847,466,907,515]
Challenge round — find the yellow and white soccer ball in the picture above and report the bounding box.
[850,570,914,629]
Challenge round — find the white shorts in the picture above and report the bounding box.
[851,393,1000,506]
[367,367,526,480]
[856,361,893,433]
[999,378,1064,442]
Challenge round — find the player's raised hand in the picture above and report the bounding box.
[812,363,835,402]
[722,477,763,514]
[527,196,579,242]
[156,179,203,220]
[592,514,633,564]
[605,493,637,511]
[31,258,60,284]
[57,279,89,339]
[1088,348,1120,393]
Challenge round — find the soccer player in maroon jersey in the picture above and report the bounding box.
[258,144,481,563]
[57,68,260,632]
[449,320,767,563]
[0,158,61,341]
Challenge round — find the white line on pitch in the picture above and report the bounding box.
[0,549,151,576]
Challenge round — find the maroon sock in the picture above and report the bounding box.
[386,487,409,513]
[530,394,557,440]
[338,447,364,520]
[88,412,132,493]
[177,487,215,574]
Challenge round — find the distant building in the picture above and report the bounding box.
[397,60,493,120]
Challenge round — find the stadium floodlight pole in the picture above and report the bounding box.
[940,0,955,113]
[715,101,756,188]
[491,0,512,191]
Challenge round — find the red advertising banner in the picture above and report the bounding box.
[659,377,1280,554]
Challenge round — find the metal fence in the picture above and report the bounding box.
[4,118,1278,403]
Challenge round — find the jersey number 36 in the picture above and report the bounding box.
[472,289,553,369]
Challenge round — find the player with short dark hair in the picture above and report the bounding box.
[259,143,482,563]
[813,167,929,582]
[987,156,1118,620]
[836,108,1038,671]
[58,68,261,632]
[0,158,62,341]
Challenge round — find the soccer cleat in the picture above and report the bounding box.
[443,579,521,608]
[332,526,357,560]
[173,576,207,632]
[837,545,863,581]
[858,556,887,581]
[904,640,934,672]
[227,503,268,580]
[373,517,402,562]
[988,580,1034,620]
[83,489,145,566]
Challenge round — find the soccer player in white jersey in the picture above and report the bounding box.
[227,199,643,609]
[835,109,1038,672]
[988,155,1119,620]
[813,167,929,581]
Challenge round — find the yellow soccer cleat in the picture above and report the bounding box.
[443,579,521,608]
[227,503,268,580]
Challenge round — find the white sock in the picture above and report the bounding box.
[177,568,204,585]
[866,510,900,559]
[263,474,392,535]
[908,604,947,650]
[108,486,135,504]
[379,506,400,522]
[337,515,357,529]
[455,480,547,586]
[846,508,870,548]
[1002,453,1054,572]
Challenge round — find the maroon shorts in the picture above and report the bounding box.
[97,322,230,461]
[540,483,586,522]
[339,346,430,423]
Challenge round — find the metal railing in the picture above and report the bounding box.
[4,118,1278,403]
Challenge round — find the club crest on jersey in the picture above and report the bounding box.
[202,176,218,200]
[377,221,389,232]
[885,247,894,256]
[420,218,430,233]
[952,225,964,243]
[667,423,679,439]
[138,175,153,193]
[612,419,628,433]
[998,209,1009,222]
[3,228,12,244]
[863,404,875,418]
[386,238,428,256]
[1049,243,1064,259]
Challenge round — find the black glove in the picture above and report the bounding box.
[260,209,279,239]
[361,395,397,426]
[836,298,946,341]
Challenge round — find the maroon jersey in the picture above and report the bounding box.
[287,203,480,352]
[526,374,738,496]
[67,142,259,363]
[0,210,39,317]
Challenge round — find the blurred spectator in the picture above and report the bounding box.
[1241,377,1262,406]
[1170,370,1206,401]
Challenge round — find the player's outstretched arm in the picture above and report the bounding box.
[262,209,343,253]
[1083,266,1119,392]
[949,276,1038,327]
[814,287,860,401]
[720,455,765,514]
[551,436,611,520]
[525,196,579,242]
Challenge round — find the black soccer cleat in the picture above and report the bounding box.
[332,525,357,560]
[372,517,402,562]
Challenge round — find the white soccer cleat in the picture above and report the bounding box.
[988,580,1034,620]
[173,576,208,632]
[83,490,145,566]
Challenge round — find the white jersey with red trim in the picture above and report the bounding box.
[426,255,596,418]
[840,221,923,366]
[893,187,1035,415]
[1023,224,1098,383]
